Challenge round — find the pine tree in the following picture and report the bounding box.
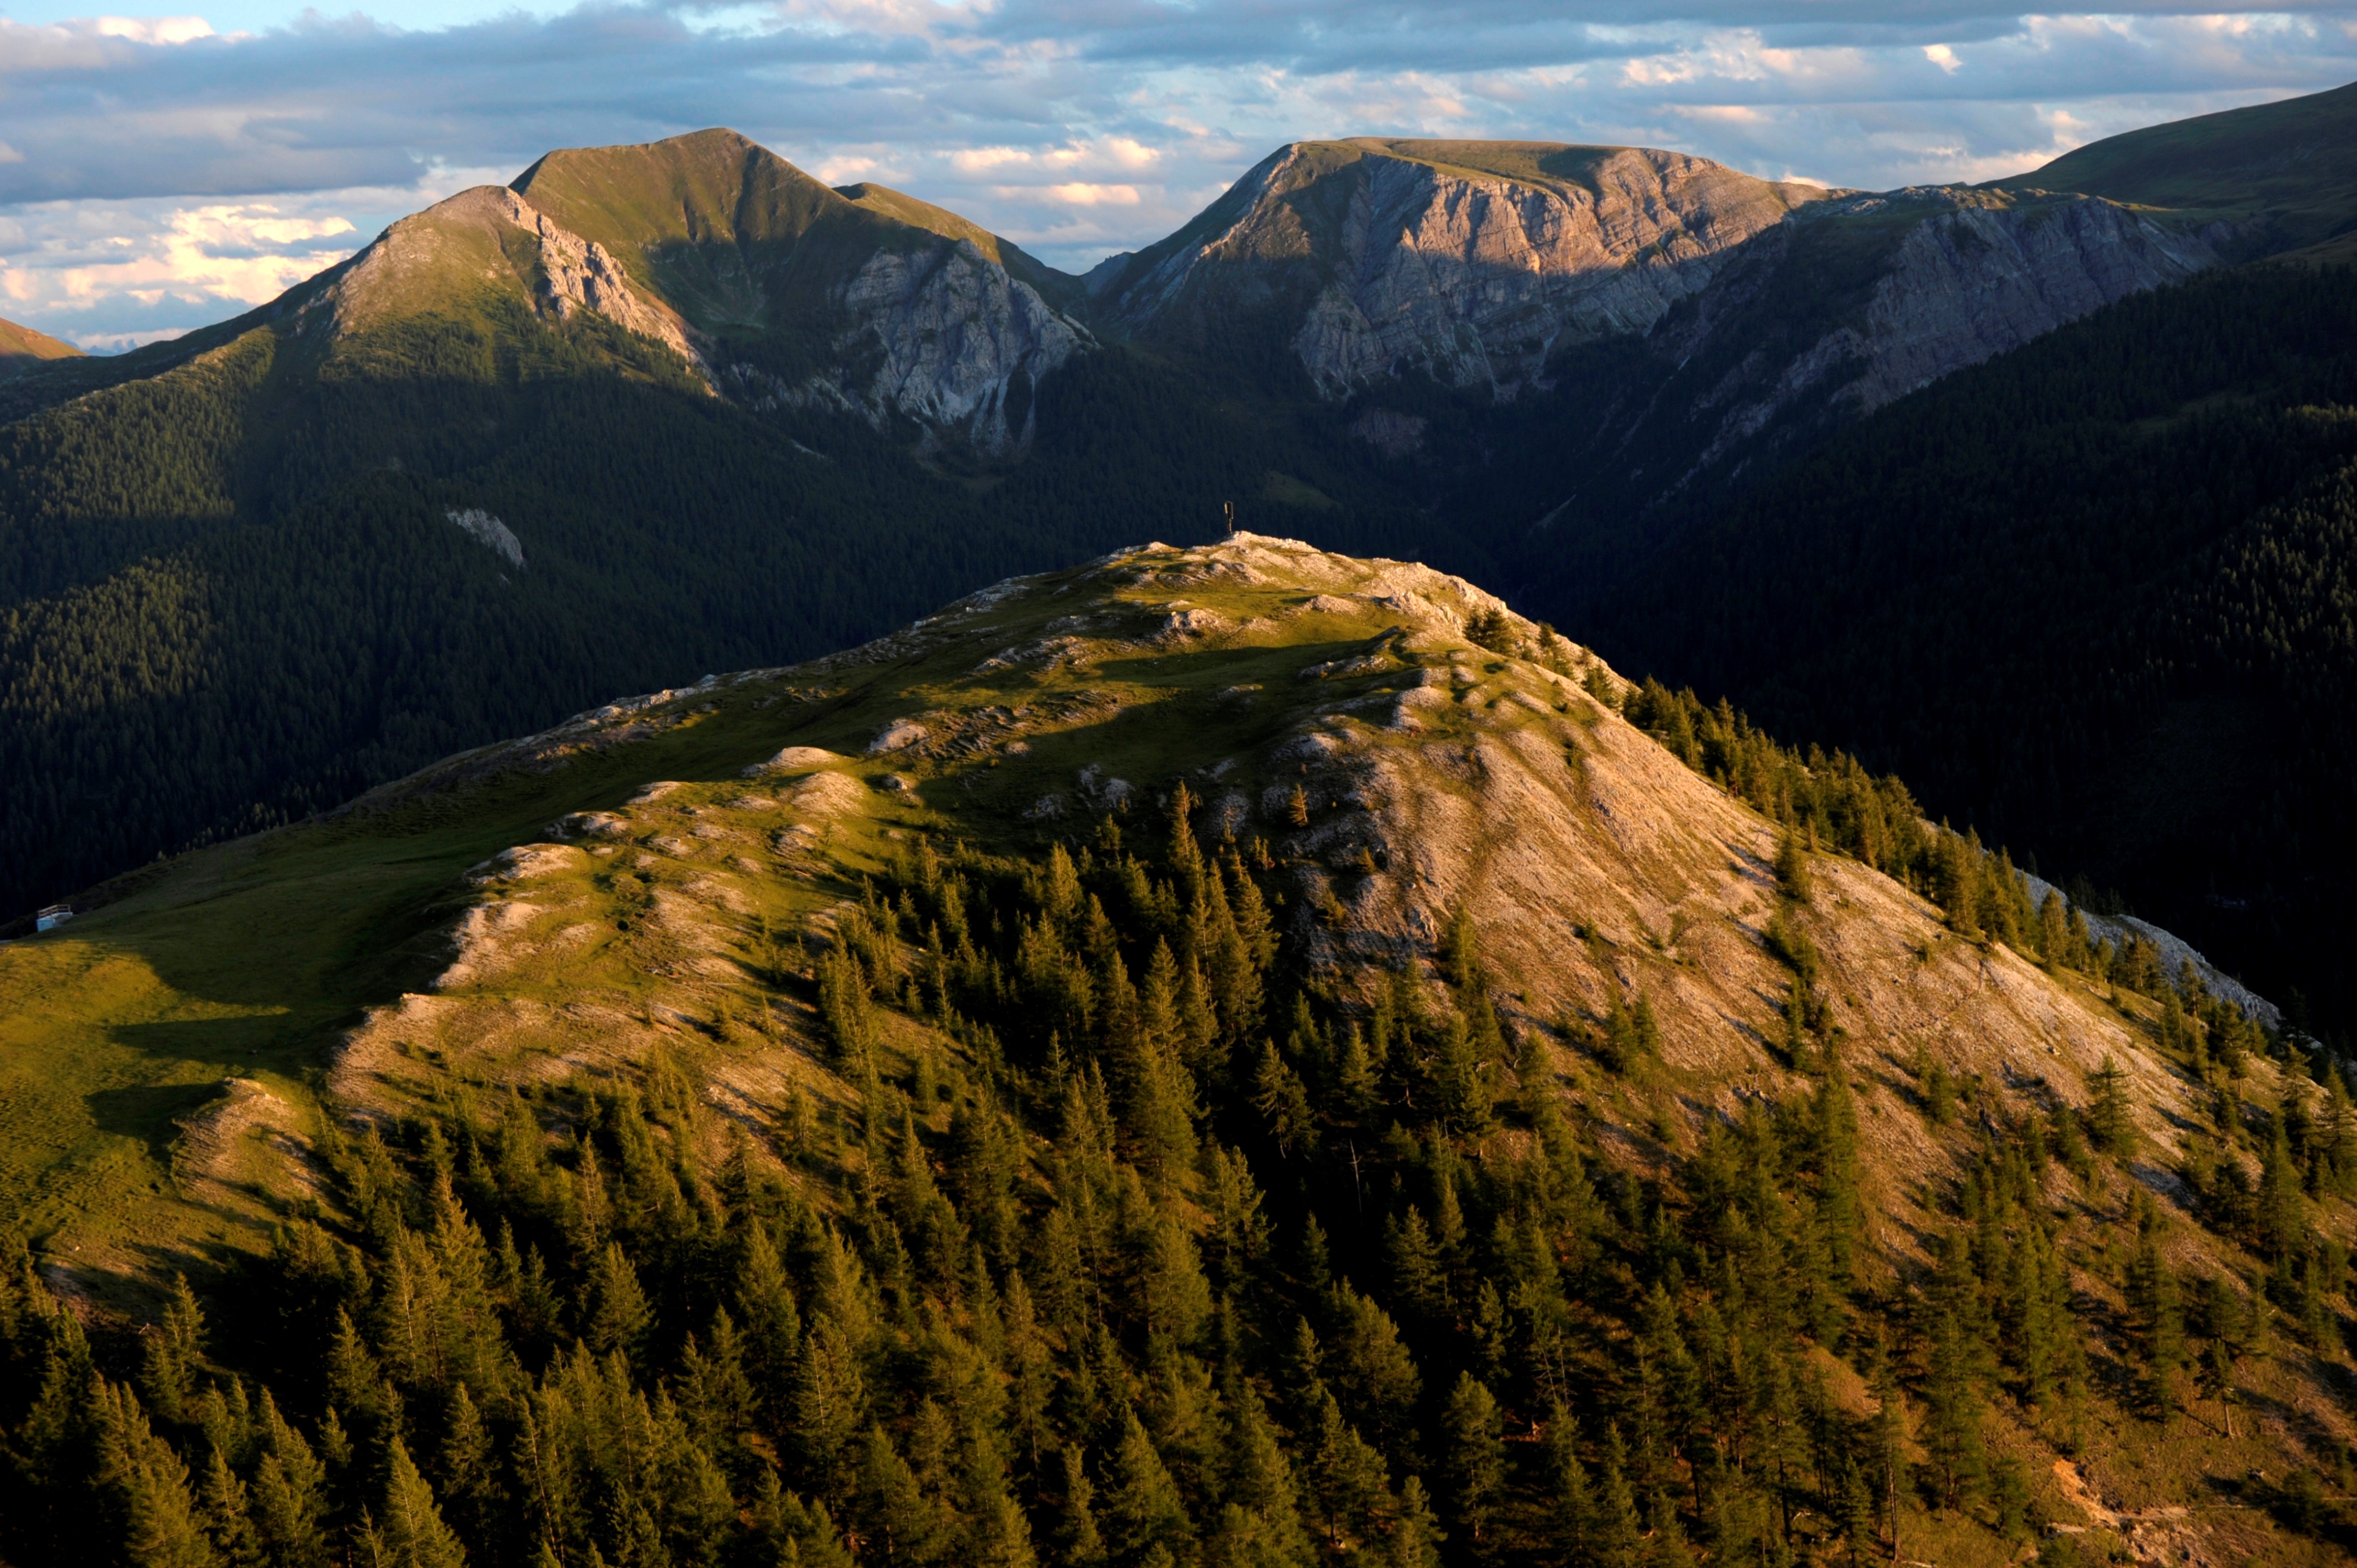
[95,1378,217,1568]
[1540,1404,1598,1563]
[2086,1058,2132,1156]
[853,1425,938,1566]
[436,1383,502,1549]
[2124,1229,2183,1419]
[582,1241,652,1363]
[1387,1475,1446,1568]
[792,1316,869,1495]
[377,1435,467,1568]
[2197,1337,2237,1437]
[250,1393,331,1568]
[1836,1453,1875,1568]
[1307,1391,1391,1549]
[1594,1424,1645,1568]
[1440,1372,1505,1549]
[1922,1311,1985,1510]
[1775,827,1813,904]
[141,1275,207,1427]
[1222,1381,1314,1566]
[1102,1404,1191,1561]
[1056,1445,1107,1568]
[198,1445,261,1568]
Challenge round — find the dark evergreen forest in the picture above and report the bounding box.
[2,777,2334,1568]
[0,306,1457,924]
[1572,264,2357,1036]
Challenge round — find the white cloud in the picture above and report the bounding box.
[0,1,2353,339]
[93,15,218,45]
[1040,183,1140,205]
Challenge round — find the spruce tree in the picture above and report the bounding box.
[2086,1058,2132,1156]
[1540,1403,1598,1562]
[198,1445,261,1568]
[1387,1475,1446,1568]
[95,1379,216,1568]
[378,1435,467,1568]
[1440,1372,1505,1549]
[1102,1405,1192,1561]
[1055,1445,1107,1568]
[141,1275,206,1428]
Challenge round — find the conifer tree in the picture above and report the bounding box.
[1055,1445,1107,1568]
[792,1316,869,1495]
[2197,1336,2237,1438]
[1307,1391,1391,1549]
[435,1383,502,1550]
[1594,1423,1645,1568]
[96,1379,217,1568]
[1103,1405,1192,1562]
[1922,1311,1985,1510]
[377,1436,467,1568]
[1387,1475,1446,1568]
[1540,1404,1597,1563]
[1222,1381,1314,1566]
[250,1394,331,1568]
[1775,827,1813,904]
[142,1275,207,1427]
[198,1446,261,1568]
[2086,1059,2132,1156]
[1836,1453,1876,1568]
[582,1241,652,1363]
[854,1425,938,1566]
[1440,1372,1505,1549]
[2124,1228,2184,1418]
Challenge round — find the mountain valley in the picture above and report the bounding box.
[7,77,2357,1567]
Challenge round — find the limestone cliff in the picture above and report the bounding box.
[728,237,1092,454]
[1678,189,2220,468]
[318,184,708,382]
[1098,138,1829,398]
[509,129,1093,454]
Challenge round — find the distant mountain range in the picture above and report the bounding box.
[4,80,2356,1027]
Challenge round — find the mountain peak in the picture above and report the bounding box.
[0,316,81,381]
[1093,133,1828,396]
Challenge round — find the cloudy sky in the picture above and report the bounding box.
[1,2,2352,350]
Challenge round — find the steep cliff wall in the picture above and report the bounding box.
[732,239,1092,454]
[1678,189,2221,473]
[1102,139,1828,398]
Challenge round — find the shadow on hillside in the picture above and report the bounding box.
[84,1081,224,1165]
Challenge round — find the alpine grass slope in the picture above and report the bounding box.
[1,537,2350,1567]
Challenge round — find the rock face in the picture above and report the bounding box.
[508,129,1093,455]
[1673,189,2221,476]
[1098,139,1829,399]
[322,185,707,382]
[1850,192,2218,407]
[731,239,1090,454]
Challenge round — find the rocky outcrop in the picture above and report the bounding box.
[322,186,709,384]
[1104,140,1829,399]
[1845,189,2217,409]
[1682,189,2220,469]
[731,239,1092,455]
[519,196,707,378]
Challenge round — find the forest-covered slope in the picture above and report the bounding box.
[1579,260,2357,1039]
[1,537,2348,1567]
[10,84,2357,1033]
